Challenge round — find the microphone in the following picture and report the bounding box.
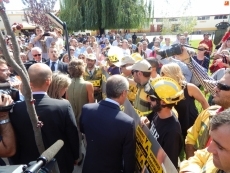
[23,140,64,173]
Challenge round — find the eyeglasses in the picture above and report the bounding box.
[70,49,75,51]
[217,82,230,91]
[33,54,41,57]
[131,70,139,75]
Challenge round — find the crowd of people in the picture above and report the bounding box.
[0,25,230,173]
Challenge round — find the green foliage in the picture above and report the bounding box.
[161,16,197,35]
[59,0,153,31]
[178,16,197,34]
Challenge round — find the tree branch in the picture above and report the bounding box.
[0,2,45,154]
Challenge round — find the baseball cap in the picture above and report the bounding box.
[87,53,96,60]
[126,59,152,72]
[120,55,135,66]
[131,53,143,62]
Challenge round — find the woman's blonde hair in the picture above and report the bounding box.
[47,72,71,99]
[161,63,186,87]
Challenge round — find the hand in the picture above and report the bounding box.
[0,94,13,107]
[0,94,13,119]
[140,117,150,127]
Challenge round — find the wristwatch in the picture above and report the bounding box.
[0,119,10,125]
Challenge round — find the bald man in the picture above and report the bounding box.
[9,63,79,173]
[80,75,136,173]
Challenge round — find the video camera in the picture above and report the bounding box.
[156,44,183,59]
[156,44,204,59]
[0,82,20,102]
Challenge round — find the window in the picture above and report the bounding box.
[197,16,210,20]
[214,15,228,19]
[156,18,163,22]
[169,18,178,21]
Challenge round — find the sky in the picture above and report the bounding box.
[3,0,230,17]
[154,0,230,17]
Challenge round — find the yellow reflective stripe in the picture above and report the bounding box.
[187,133,195,141]
[89,80,101,87]
[134,108,152,117]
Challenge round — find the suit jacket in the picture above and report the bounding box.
[45,60,68,74]
[9,94,79,173]
[80,100,136,173]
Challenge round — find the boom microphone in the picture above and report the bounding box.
[23,140,64,173]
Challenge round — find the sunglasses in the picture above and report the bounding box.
[217,82,230,91]
[131,70,139,75]
[147,95,157,102]
[198,48,205,51]
[33,54,41,57]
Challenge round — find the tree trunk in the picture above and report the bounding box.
[0,2,45,154]
[99,28,105,35]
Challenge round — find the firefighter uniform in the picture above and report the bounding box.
[83,66,103,102]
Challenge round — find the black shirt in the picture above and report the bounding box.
[147,112,182,168]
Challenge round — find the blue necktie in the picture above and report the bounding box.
[51,62,56,72]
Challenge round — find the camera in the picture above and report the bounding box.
[156,44,183,59]
[0,83,20,102]
[42,33,51,37]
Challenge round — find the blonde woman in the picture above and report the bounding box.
[161,63,209,140]
[47,72,71,99]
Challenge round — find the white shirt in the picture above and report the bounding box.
[144,48,152,57]
[105,98,120,106]
[122,48,131,56]
[32,91,47,95]
[50,60,59,72]
[112,40,119,46]
[87,68,95,75]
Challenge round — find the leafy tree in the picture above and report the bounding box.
[22,0,57,30]
[59,0,153,33]
[161,16,197,35]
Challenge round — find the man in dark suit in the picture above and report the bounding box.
[9,63,79,173]
[45,47,68,73]
[80,75,136,173]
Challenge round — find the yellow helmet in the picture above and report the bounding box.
[145,77,184,104]
[131,53,143,62]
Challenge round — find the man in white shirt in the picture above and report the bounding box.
[112,34,121,46]
[121,39,131,56]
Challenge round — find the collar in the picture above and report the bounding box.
[87,67,95,73]
[50,59,59,63]
[32,91,47,95]
[105,98,120,106]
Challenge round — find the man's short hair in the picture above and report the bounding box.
[210,108,230,131]
[0,59,7,66]
[31,47,42,53]
[106,75,129,99]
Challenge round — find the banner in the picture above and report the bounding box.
[101,70,177,173]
